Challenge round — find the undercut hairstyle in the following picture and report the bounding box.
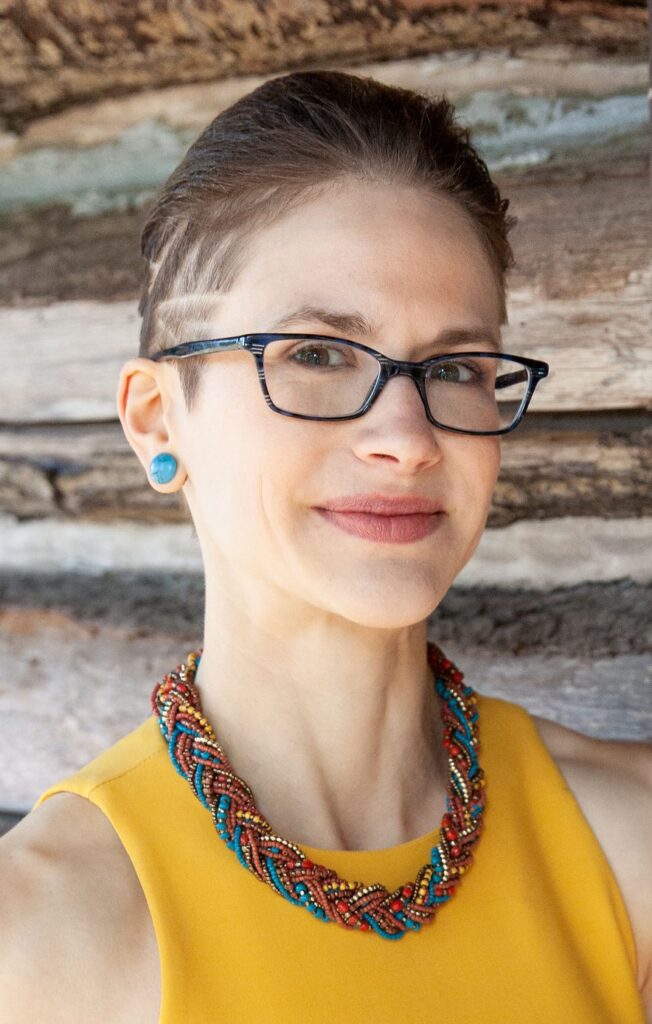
[138,68,518,413]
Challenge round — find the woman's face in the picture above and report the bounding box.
[153,180,503,628]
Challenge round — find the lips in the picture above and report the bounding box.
[313,495,444,544]
[316,493,444,516]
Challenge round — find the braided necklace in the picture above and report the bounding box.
[151,640,486,940]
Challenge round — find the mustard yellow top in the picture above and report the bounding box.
[33,691,645,1023]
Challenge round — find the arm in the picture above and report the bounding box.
[0,794,159,1024]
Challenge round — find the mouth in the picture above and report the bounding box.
[314,507,446,544]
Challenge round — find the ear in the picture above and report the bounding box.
[116,357,187,493]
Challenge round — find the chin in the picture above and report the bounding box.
[315,570,452,629]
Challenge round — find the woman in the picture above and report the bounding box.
[2,70,650,1022]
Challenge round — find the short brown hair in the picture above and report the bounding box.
[138,69,517,412]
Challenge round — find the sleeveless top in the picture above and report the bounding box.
[32,690,645,1023]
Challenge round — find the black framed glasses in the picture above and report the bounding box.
[148,332,550,436]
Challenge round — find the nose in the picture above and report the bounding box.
[352,375,444,470]
[372,364,433,425]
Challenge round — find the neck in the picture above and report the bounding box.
[192,584,450,852]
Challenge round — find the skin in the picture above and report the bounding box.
[116,178,503,852]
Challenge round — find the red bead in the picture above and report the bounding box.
[451,670,463,683]
[444,829,456,841]
[401,885,414,898]
[440,659,452,670]
[449,743,459,756]
[360,921,370,931]
[390,898,403,912]
[348,914,360,925]
[336,900,348,912]
[302,859,314,869]
[451,845,461,856]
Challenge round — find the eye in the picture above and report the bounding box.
[287,341,354,368]
[432,360,480,383]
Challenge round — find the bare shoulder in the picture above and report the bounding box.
[0,792,160,1024]
[531,713,652,1003]
[531,711,652,780]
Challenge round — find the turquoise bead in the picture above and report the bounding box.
[150,452,177,484]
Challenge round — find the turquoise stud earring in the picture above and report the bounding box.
[149,452,178,485]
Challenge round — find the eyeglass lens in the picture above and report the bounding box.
[262,338,529,431]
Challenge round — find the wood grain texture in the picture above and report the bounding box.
[1,414,650,524]
[1,140,648,308]
[2,149,648,430]
[1,269,650,422]
[1,1,646,131]
[1,514,650,586]
[1,49,646,166]
[0,574,649,814]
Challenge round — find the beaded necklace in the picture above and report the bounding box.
[151,640,486,940]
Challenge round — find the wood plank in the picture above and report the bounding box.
[3,570,648,658]
[1,282,650,424]
[1,146,649,420]
[0,300,138,423]
[0,414,650,524]
[0,575,649,813]
[3,158,648,307]
[1,512,650,586]
[1,94,648,308]
[2,5,645,133]
[5,50,647,158]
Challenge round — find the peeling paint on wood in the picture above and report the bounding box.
[0,80,646,214]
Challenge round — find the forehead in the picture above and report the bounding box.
[226,180,502,328]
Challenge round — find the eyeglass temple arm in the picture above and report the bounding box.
[496,369,530,390]
[150,338,244,360]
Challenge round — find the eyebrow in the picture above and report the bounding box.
[268,304,503,354]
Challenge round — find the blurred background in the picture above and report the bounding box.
[0,0,650,836]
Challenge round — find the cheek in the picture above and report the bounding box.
[195,401,314,526]
[475,442,501,497]
[451,438,500,505]
[480,438,501,485]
